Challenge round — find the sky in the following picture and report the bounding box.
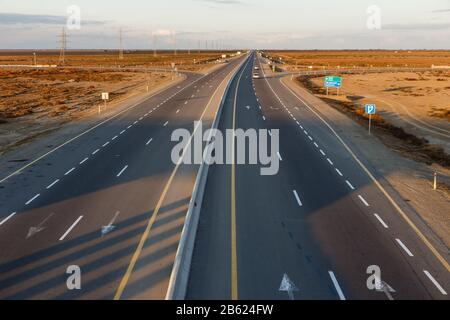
[0,0,450,49]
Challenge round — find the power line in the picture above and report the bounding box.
[58,27,68,65]
[119,28,124,60]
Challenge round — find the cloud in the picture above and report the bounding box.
[382,22,450,31]
[195,0,245,7]
[432,9,450,13]
[152,29,175,36]
[0,12,106,26]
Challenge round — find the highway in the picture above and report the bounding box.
[186,52,449,300]
[0,50,448,301]
[0,55,246,299]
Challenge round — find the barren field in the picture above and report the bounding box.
[297,72,450,171]
[0,50,234,72]
[266,50,450,70]
[308,71,450,151]
[0,67,172,154]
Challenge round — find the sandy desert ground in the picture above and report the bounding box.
[0,68,172,154]
[266,50,450,70]
[309,71,450,152]
[0,50,234,71]
[0,51,233,154]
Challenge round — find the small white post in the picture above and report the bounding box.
[433,172,437,190]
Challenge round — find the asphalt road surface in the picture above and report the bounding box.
[0,55,246,299]
[186,52,449,300]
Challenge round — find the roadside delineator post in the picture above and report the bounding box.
[433,172,437,190]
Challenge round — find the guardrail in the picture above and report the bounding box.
[165,54,251,300]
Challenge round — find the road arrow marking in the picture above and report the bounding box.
[27,213,54,239]
[376,281,396,301]
[101,211,120,237]
[245,105,250,110]
[279,274,299,300]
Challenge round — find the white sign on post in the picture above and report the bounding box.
[100,92,109,114]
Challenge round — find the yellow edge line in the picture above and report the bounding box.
[231,56,252,300]
[113,59,245,300]
[279,76,450,273]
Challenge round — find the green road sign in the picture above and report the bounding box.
[324,76,342,88]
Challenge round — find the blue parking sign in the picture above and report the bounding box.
[365,104,376,115]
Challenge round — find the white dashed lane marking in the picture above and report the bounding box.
[46,179,60,190]
[25,194,40,205]
[0,212,17,226]
[396,239,414,257]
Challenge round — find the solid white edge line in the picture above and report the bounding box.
[0,212,17,226]
[46,179,60,189]
[423,270,447,295]
[328,271,346,300]
[59,215,83,241]
[396,238,414,257]
[293,190,303,207]
[374,214,389,229]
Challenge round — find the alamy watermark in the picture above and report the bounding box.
[66,5,81,30]
[171,121,280,176]
[66,265,81,290]
[366,5,382,30]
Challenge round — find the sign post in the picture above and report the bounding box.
[324,76,342,96]
[171,62,176,80]
[101,92,109,113]
[365,104,376,135]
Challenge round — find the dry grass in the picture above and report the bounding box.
[297,75,450,168]
[0,50,234,71]
[266,50,450,68]
[0,67,169,120]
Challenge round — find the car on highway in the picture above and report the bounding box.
[253,72,260,79]
[254,66,260,70]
